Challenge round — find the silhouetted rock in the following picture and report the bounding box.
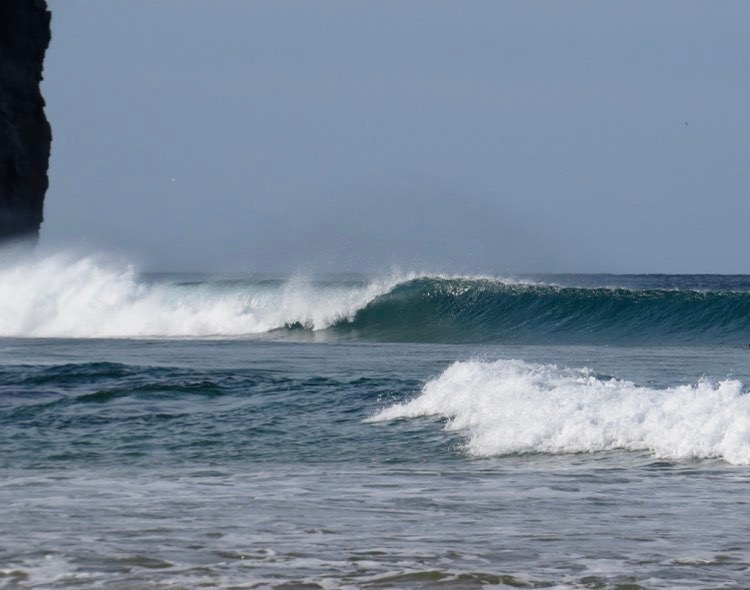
[0,0,51,243]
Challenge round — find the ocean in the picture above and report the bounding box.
[2,253,750,589]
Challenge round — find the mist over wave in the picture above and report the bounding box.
[0,252,408,338]
[370,359,750,464]
[2,251,750,342]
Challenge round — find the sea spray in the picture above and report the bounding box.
[370,359,750,464]
[0,252,408,338]
[4,262,750,589]
[4,251,750,343]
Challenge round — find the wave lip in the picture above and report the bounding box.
[369,359,750,464]
[338,278,750,344]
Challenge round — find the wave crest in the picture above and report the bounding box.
[0,253,408,338]
[338,277,750,344]
[3,252,750,343]
[369,359,750,464]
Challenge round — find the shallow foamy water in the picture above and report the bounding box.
[4,458,749,589]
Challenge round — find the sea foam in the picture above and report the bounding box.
[0,252,405,338]
[370,359,750,464]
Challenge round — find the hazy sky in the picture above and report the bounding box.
[42,1,750,273]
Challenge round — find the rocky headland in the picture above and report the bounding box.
[0,0,51,242]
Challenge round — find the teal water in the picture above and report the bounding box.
[2,258,750,588]
[334,275,750,344]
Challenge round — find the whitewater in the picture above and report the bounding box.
[4,251,750,589]
[0,252,414,337]
[371,358,750,464]
[3,251,750,344]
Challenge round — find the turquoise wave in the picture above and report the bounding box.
[328,277,750,345]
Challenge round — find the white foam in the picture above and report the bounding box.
[369,359,750,464]
[0,252,408,338]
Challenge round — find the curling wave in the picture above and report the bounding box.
[369,359,750,464]
[336,276,750,344]
[2,253,750,342]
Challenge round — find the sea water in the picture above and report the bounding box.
[2,253,750,589]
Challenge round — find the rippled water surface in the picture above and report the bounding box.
[2,337,750,589]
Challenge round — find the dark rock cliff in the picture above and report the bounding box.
[0,0,51,242]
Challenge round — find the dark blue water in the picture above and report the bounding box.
[2,261,750,588]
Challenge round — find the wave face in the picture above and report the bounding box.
[2,253,750,342]
[370,359,750,464]
[337,277,750,344]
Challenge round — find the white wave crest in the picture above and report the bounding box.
[0,252,408,338]
[369,359,750,464]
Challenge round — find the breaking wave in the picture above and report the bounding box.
[369,359,750,464]
[336,276,750,344]
[0,252,406,338]
[2,252,750,343]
